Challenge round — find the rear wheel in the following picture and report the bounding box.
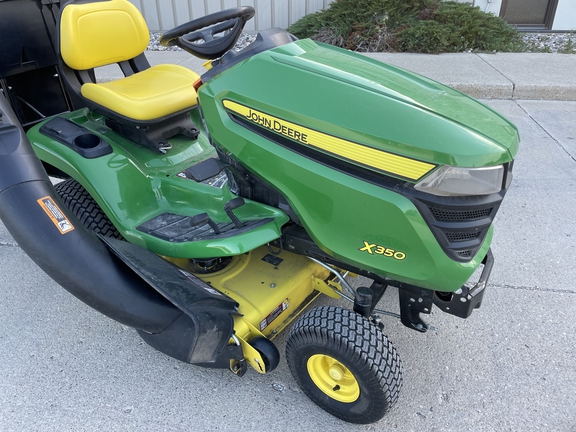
[54,179,122,239]
[286,306,402,424]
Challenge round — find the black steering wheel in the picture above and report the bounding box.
[160,7,255,60]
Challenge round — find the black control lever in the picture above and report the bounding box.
[190,212,220,234]
[224,197,245,228]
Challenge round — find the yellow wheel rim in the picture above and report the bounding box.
[307,354,360,403]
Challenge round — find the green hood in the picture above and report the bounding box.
[204,39,519,175]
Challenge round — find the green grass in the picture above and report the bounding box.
[558,34,576,54]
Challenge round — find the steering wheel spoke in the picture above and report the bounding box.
[160,7,255,60]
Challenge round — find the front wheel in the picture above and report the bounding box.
[286,306,402,424]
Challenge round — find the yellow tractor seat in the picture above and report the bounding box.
[58,0,201,152]
[81,65,200,121]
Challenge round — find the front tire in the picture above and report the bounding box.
[286,306,402,424]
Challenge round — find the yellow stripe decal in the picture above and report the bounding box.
[223,100,435,181]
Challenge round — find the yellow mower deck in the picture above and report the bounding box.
[168,246,341,373]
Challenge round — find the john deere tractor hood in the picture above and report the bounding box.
[201,39,519,176]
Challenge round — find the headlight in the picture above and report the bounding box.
[414,165,504,196]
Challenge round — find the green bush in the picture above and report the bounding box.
[287,11,329,40]
[288,0,439,43]
[395,20,461,53]
[287,0,525,53]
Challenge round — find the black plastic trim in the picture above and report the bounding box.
[184,157,223,182]
[403,163,513,262]
[432,249,493,318]
[39,116,112,158]
[137,211,274,243]
[102,236,239,365]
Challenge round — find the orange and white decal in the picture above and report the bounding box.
[37,196,75,234]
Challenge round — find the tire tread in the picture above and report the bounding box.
[286,306,403,423]
[54,179,123,239]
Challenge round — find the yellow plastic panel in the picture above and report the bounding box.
[61,0,149,70]
[81,65,200,120]
[195,247,330,338]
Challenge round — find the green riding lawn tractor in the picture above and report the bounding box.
[0,0,518,424]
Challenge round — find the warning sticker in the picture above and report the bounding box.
[260,299,289,332]
[37,196,75,234]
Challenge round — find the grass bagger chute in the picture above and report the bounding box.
[0,0,518,424]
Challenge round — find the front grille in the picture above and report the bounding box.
[408,197,498,262]
[429,207,492,222]
[405,162,513,262]
[445,231,481,242]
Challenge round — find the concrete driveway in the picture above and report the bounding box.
[1,99,575,431]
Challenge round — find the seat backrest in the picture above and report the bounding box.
[60,0,149,71]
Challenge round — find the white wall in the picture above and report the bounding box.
[460,0,504,16]
[552,0,576,31]
[130,0,335,31]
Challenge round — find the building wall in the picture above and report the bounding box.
[462,0,576,31]
[465,0,503,16]
[131,0,335,32]
[552,0,576,31]
[131,0,575,32]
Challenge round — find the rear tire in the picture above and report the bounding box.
[54,179,123,239]
[286,306,402,424]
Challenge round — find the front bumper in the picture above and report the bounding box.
[394,249,494,332]
[433,248,493,318]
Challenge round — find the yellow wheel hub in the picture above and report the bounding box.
[307,354,360,403]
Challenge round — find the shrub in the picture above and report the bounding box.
[395,20,461,53]
[288,0,440,47]
[288,0,525,53]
